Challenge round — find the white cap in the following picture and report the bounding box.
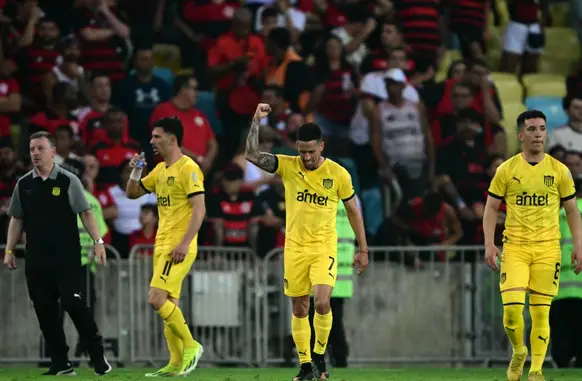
[384,68,407,83]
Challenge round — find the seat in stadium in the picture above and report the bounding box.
[538,55,575,76]
[550,2,572,27]
[152,67,174,87]
[195,91,223,135]
[152,44,182,73]
[491,72,523,103]
[524,96,567,131]
[521,73,566,89]
[500,102,526,155]
[544,27,580,60]
[526,81,567,98]
[438,50,462,76]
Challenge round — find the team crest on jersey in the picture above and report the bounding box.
[52,187,60,196]
[544,175,554,187]
[167,176,175,186]
[322,178,333,189]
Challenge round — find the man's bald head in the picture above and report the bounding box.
[232,7,252,38]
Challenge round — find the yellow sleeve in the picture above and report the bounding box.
[558,164,576,201]
[488,163,508,199]
[140,163,162,193]
[338,166,355,201]
[274,155,293,178]
[181,162,205,197]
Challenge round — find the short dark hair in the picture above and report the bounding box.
[141,203,158,218]
[173,74,195,96]
[562,95,582,110]
[517,110,547,129]
[153,117,184,146]
[30,131,55,146]
[90,72,109,84]
[54,124,74,138]
[267,27,291,50]
[262,7,278,21]
[296,123,322,142]
[105,106,124,118]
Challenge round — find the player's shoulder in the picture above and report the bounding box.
[495,154,521,175]
[325,158,351,177]
[275,154,299,168]
[544,153,568,173]
[180,155,202,171]
[150,161,166,175]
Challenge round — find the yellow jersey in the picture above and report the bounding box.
[275,155,355,250]
[488,153,575,244]
[140,155,205,248]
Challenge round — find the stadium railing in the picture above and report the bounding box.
[1,244,556,367]
[0,244,123,365]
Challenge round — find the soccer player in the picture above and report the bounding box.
[483,110,582,381]
[126,117,205,377]
[245,104,369,380]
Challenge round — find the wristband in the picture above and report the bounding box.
[130,167,143,181]
[5,249,12,254]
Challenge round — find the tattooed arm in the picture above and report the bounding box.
[245,104,279,173]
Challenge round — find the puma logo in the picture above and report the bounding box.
[538,335,548,344]
[298,172,305,180]
[505,327,516,332]
[298,350,307,355]
[317,340,326,347]
[160,276,167,283]
[513,176,521,184]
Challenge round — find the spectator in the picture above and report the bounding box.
[182,0,241,49]
[296,0,347,29]
[207,7,266,161]
[499,0,546,74]
[128,203,157,257]
[331,6,375,68]
[3,0,42,57]
[549,145,567,163]
[0,140,23,243]
[563,151,582,179]
[255,0,306,39]
[115,43,171,157]
[259,85,295,146]
[371,68,434,200]
[257,7,279,40]
[265,27,314,113]
[547,96,582,152]
[253,181,286,257]
[21,14,61,105]
[53,125,82,166]
[435,108,489,230]
[90,108,140,189]
[82,154,101,196]
[29,82,79,135]
[74,0,130,83]
[41,35,88,108]
[446,59,467,81]
[150,75,218,173]
[77,73,115,146]
[567,60,582,97]
[446,0,487,59]
[307,35,359,153]
[360,20,405,75]
[99,159,156,258]
[0,58,22,142]
[207,163,259,247]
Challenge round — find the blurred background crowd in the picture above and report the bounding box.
[0,0,580,263]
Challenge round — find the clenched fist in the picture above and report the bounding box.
[254,103,272,119]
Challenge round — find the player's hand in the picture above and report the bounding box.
[171,242,189,264]
[484,244,502,271]
[3,252,16,270]
[571,247,582,274]
[94,244,107,265]
[352,250,369,275]
[254,103,271,120]
[129,153,147,169]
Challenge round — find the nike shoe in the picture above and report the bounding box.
[41,362,76,376]
[179,345,204,376]
[145,364,181,377]
[293,362,316,381]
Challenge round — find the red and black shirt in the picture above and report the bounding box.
[90,136,141,190]
[314,65,358,124]
[394,0,442,60]
[29,109,78,135]
[207,186,258,246]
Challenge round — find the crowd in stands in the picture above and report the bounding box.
[0,0,581,262]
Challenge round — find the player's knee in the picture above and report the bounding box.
[501,290,526,327]
[291,296,309,318]
[314,298,331,315]
[148,288,167,310]
[529,293,552,322]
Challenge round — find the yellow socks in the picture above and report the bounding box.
[502,291,526,350]
[529,294,552,373]
[313,310,333,355]
[291,315,312,364]
[164,323,183,367]
[157,300,198,349]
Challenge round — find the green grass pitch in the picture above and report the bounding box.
[1,367,581,380]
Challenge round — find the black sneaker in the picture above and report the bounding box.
[94,356,112,376]
[42,362,76,376]
[293,362,315,381]
[312,353,330,380]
